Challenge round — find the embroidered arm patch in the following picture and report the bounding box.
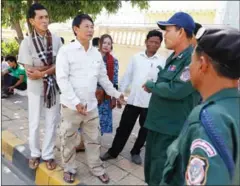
[180,67,190,82]
[190,138,217,157]
[185,155,209,185]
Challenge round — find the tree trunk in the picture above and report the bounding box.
[27,22,33,34]
[27,0,33,34]
[12,20,24,44]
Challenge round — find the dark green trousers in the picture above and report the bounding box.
[144,130,177,186]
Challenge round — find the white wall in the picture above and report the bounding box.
[214,1,240,29]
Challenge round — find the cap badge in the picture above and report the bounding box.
[196,27,206,40]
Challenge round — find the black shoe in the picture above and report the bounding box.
[131,154,142,165]
[100,152,115,161]
[1,93,9,98]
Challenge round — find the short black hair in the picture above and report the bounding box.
[1,56,4,61]
[146,30,163,42]
[92,37,100,47]
[5,55,17,64]
[195,46,237,79]
[27,3,47,19]
[72,14,94,36]
[194,22,202,35]
[176,26,193,39]
[60,37,65,44]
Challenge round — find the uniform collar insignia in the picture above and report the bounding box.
[178,54,183,59]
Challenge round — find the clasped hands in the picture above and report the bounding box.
[26,68,44,80]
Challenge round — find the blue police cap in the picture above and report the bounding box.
[157,12,195,34]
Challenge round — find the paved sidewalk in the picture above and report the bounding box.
[2,95,146,185]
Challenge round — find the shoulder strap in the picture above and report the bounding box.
[200,108,235,180]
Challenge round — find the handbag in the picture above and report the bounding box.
[95,89,105,105]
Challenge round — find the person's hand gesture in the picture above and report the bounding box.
[8,86,15,92]
[116,100,122,109]
[117,94,127,106]
[142,83,151,93]
[76,103,88,116]
[111,98,117,109]
[27,69,43,80]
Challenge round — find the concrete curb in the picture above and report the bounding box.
[2,130,85,185]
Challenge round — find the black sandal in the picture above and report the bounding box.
[63,172,75,183]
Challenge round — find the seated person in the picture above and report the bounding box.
[2,55,27,98]
[1,56,9,72]
[1,56,9,89]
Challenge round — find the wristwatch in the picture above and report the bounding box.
[43,73,48,78]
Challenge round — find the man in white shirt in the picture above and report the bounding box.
[1,56,9,72]
[18,3,62,170]
[1,56,9,90]
[56,14,125,184]
[101,30,166,165]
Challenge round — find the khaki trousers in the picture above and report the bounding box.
[60,106,105,176]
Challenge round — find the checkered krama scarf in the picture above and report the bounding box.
[32,29,59,108]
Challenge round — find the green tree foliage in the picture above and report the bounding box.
[1,40,20,57]
[2,0,149,43]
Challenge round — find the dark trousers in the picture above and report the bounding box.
[144,130,177,185]
[108,104,148,157]
[2,74,27,94]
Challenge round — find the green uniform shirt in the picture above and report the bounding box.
[8,64,27,83]
[144,46,200,135]
[161,88,240,185]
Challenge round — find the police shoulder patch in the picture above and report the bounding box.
[180,67,190,82]
[185,155,209,185]
[190,138,217,157]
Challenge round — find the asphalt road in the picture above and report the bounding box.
[2,158,33,185]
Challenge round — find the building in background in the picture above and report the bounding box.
[2,1,239,78]
[215,1,239,29]
[94,1,224,77]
